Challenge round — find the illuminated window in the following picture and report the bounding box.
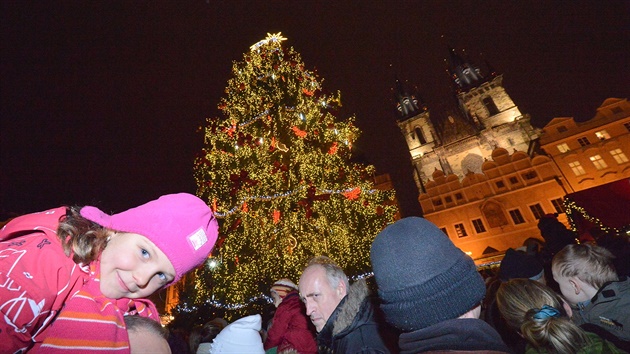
[454,223,468,238]
[568,161,586,176]
[577,137,590,146]
[551,198,565,214]
[529,203,545,219]
[509,209,525,224]
[595,130,610,140]
[610,149,629,164]
[472,219,487,233]
[589,155,608,170]
[557,143,570,153]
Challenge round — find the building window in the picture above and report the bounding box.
[509,209,525,224]
[432,199,443,206]
[495,181,505,188]
[556,126,568,133]
[445,196,453,203]
[529,203,545,219]
[589,155,608,170]
[551,198,565,214]
[455,193,463,200]
[454,223,468,238]
[472,219,487,233]
[624,122,630,132]
[610,148,629,164]
[440,227,448,237]
[523,171,537,180]
[557,143,570,153]
[415,127,427,145]
[568,161,586,176]
[595,130,610,140]
[577,137,590,146]
[483,97,499,116]
[612,107,623,114]
[509,176,519,184]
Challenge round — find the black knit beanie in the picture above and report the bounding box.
[498,248,544,282]
[370,217,486,331]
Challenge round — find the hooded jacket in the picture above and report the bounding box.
[573,277,630,342]
[316,279,395,354]
[265,291,317,354]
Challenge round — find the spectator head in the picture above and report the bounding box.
[298,256,348,332]
[552,243,618,305]
[498,248,544,283]
[270,278,298,307]
[124,315,171,354]
[370,217,486,331]
[496,278,589,353]
[209,314,264,354]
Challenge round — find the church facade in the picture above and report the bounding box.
[395,48,568,262]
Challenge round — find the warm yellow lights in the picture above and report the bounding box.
[187,33,398,319]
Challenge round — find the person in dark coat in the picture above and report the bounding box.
[370,217,511,354]
[264,278,317,354]
[298,256,394,354]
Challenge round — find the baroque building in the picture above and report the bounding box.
[539,97,630,192]
[395,48,566,262]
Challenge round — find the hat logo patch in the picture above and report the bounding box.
[188,228,208,251]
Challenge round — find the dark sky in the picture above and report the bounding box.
[2,2,629,218]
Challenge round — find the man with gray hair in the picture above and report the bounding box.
[298,256,393,353]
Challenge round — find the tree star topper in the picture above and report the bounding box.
[250,32,287,51]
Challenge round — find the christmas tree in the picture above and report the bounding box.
[191,33,397,315]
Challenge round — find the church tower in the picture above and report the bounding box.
[394,79,438,192]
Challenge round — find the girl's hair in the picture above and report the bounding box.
[496,278,590,354]
[552,243,618,289]
[57,206,110,264]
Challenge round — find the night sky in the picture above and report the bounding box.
[2,2,629,219]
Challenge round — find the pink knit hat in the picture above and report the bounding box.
[80,193,218,283]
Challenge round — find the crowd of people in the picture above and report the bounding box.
[1,193,629,353]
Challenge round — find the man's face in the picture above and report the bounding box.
[299,266,346,332]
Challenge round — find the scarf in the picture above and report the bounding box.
[35,261,160,353]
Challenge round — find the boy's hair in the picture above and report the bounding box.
[552,243,618,289]
[497,278,590,353]
[57,206,110,264]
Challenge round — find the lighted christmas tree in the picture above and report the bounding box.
[191,33,397,314]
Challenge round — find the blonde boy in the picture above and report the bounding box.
[552,243,630,341]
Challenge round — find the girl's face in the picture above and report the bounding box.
[99,232,176,299]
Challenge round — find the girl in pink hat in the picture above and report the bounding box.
[0,193,219,353]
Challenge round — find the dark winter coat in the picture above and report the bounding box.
[573,277,630,342]
[264,291,317,354]
[317,279,395,354]
[397,318,512,354]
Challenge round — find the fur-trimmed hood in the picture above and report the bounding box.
[332,279,370,336]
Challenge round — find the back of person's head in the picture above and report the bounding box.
[209,314,264,354]
[304,256,349,291]
[498,248,544,282]
[124,315,171,354]
[496,278,589,354]
[195,319,225,354]
[552,243,618,289]
[270,278,298,304]
[370,217,486,331]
